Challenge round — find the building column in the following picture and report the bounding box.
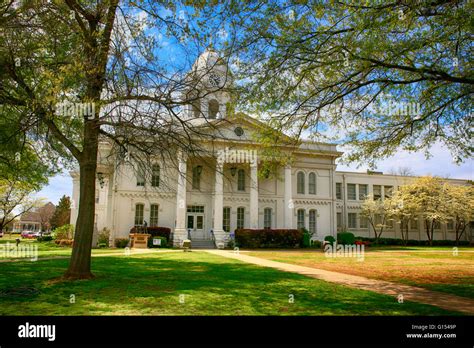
[284,165,293,229]
[249,162,259,229]
[213,160,225,247]
[173,152,187,246]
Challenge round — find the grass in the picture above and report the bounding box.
[0,251,463,315]
[246,246,474,299]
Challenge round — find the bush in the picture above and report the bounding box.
[301,228,311,248]
[354,236,469,246]
[53,224,74,240]
[148,236,167,248]
[37,236,53,242]
[311,240,322,248]
[235,229,303,248]
[97,242,107,248]
[324,235,336,244]
[54,239,74,247]
[115,238,129,248]
[337,232,356,245]
[98,228,110,247]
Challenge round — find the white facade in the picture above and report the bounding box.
[69,49,472,247]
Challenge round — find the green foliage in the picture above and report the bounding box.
[311,240,322,249]
[53,224,74,240]
[148,236,167,248]
[301,228,311,248]
[235,229,303,248]
[37,235,53,242]
[337,232,356,245]
[355,236,469,247]
[97,228,110,248]
[50,196,71,230]
[324,235,336,244]
[234,1,473,165]
[114,238,129,248]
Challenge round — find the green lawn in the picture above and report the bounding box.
[0,251,463,315]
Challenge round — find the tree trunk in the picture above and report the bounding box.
[64,123,98,279]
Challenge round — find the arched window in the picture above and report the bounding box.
[208,99,219,119]
[237,169,245,191]
[264,208,272,229]
[151,164,160,187]
[237,207,245,229]
[309,209,317,234]
[297,171,305,194]
[297,209,305,229]
[134,203,144,226]
[150,204,159,227]
[308,172,316,195]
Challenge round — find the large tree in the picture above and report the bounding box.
[232,0,473,166]
[0,1,236,278]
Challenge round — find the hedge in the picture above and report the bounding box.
[115,238,129,248]
[324,235,336,244]
[337,232,355,245]
[355,236,470,246]
[148,236,168,248]
[235,229,302,248]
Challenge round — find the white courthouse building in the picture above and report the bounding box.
[70,49,472,247]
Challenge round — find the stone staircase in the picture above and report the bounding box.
[190,239,216,249]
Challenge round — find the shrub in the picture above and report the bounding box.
[311,240,322,248]
[97,242,107,248]
[115,238,129,248]
[324,235,336,244]
[301,228,311,248]
[37,236,53,242]
[354,236,470,246]
[98,228,110,247]
[54,239,74,247]
[235,229,302,248]
[53,224,74,240]
[337,232,356,245]
[148,236,167,248]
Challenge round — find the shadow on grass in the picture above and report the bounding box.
[0,252,462,316]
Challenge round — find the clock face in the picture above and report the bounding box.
[208,73,221,87]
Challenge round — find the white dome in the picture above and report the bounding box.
[192,48,227,75]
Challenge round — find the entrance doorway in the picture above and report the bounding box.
[187,205,206,240]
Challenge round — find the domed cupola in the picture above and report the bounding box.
[183,47,232,120]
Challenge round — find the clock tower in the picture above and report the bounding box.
[184,48,232,120]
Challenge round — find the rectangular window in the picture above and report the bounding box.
[373,185,381,200]
[95,189,99,204]
[337,212,342,228]
[150,204,159,227]
[410,218,418,230]
[297,209,305,229]
[447,219,454,230]
[386,218,394,229]
[375,214,383,226]
[359,184,368,200]
[192,166,201,190]
[237,169,245,191]
[151,165,160,187]
[237,207,245,229]
[309,210,316,234]
[433,221,441,230]
[336,183,342,200]
[134,204,144,226]
[347,184,356,200]
[264,208,272,229]
[223,207,231,232]
[384,186,393,199]
[187,205,204,213]
[360,215,368,229]
[136,167,145,187]
[348,213,357,229]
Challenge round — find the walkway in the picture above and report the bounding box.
[205,249,474,315]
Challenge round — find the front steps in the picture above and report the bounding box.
[190,239,216,249]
